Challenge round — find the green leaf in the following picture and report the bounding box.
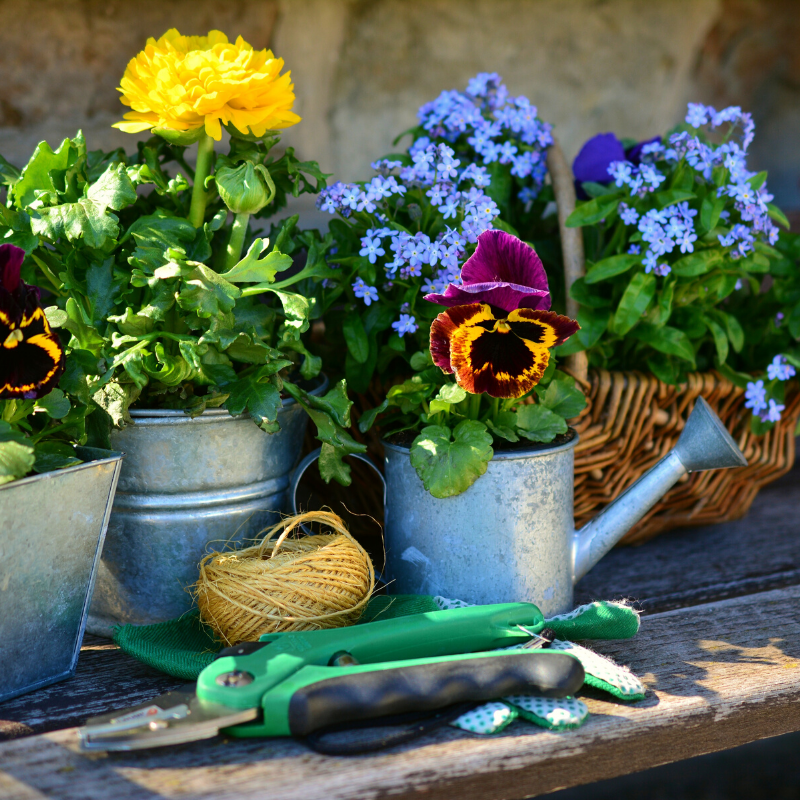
[671,249,722,277]
[576,305,611,348]
[485,419,519,442]
[768,203,790,231]
[700,194,726,233]
[178,264,242,318]
[12,136,76,209]
[86,162,137,211]
[646,354,678,385]
[410,421,493,498]
[631,323,696,366]
[584,253,641,284]
[126,213,198,272]
[516,404,568,443]
[271,290,310,335]
[34,388,71,419]
[86,258,119,326]
[568,277,612,309]
[707,309,744,353]
[654,190,696,209]
[92,380,141,427]
[652,278,675,326]
[539,374,587,419]
[715,360,754,390]
[33,441,82,473]
[0,439,36,485]
[565,194,622,228]
[283,380,366,485]
[739,253,770,273]
[31,198,119,249]
[579,181,618,198]
[703,315,729,364]
[410,349,433,370]
[611,272,656,335]
[143,343,195,387]
[220,238,293,283]
[358,398,389,433]
[342,314,369,364]
[224,374,282,427]
[0,154,20,187]
[437,383,468,404]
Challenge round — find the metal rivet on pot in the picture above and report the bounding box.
[216,670,255,687]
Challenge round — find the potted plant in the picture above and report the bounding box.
[559,102,800,541]
[312,73,563,401]
[0,29,363,631]
[0,243,123,700]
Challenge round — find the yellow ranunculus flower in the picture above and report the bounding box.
[114,29,300,141]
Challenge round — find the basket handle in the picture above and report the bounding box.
[546,139,588,384]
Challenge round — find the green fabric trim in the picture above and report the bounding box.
[583,673,646,702]
[545,601,640,641]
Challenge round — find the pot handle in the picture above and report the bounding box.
[289,448,387,535]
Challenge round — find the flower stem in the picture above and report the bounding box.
[225,212,251,269]
[490,396,500,423]
[468,393,482,420]
[188,133,215,228]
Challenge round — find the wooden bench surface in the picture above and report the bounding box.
[2,469,800,800]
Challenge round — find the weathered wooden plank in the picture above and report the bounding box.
[576,469,800,612]
[2,467,799,744]
[0,636,185,741]
[2,585,800,800]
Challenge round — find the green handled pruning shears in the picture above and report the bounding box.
[79,602,584,751]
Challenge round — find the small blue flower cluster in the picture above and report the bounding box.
[316,141,501,333]
[609,103,778,279]
[745,356,796,423]
[416,72,553,202]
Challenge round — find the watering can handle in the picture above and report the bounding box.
[289,448,387,531]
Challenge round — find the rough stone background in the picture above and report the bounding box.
[1,0,799,209]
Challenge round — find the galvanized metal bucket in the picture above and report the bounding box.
[383,435,578,617]
[0,448,123,702]
[87,377,328,635]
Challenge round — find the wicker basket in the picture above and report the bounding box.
[547,141,800,545]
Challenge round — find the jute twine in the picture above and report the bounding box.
[194,510,375,646]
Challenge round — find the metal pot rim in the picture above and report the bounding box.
[127,373,330,420]
[382,428,579,461]
[0,448,123,492]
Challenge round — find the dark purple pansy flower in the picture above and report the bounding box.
[0,243,65,399]
[573,133,661,198]
[424,230,550,313]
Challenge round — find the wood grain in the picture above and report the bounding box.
[2,585,800,800]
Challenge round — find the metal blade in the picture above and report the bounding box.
[79,687,259,751]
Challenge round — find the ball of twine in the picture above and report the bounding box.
[194,510,375,646]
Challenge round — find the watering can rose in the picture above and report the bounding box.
[427,231,579,398]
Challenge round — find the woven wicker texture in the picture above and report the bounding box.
[194,511,375,645]
[546,140,800,544]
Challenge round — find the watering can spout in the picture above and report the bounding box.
[571,397,748,584]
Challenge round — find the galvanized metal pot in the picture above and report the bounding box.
[0,448,123,702]
[87,377,328,635]
[383,436,578,617]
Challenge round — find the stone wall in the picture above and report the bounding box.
[1,0,799,208]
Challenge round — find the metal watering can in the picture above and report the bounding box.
[292,398,747,617]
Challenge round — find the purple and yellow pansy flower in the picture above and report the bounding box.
[0,244,65,399]
[426,231,579,399]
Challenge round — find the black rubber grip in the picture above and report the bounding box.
[288,652,584,736]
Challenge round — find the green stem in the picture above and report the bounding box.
[490,396,500,423]
[468,393,482,420]
[188,133,215,228]
[225,212,251,270]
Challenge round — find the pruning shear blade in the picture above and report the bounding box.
[79,688,258,751]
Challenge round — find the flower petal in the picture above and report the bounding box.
[450,322,550,399]
[424,281,550,312]
[0,244,24,294]
[506,308,580,347]
[572,133,625,185]
[460,230,549,297]
[0,287,65,399]
[430,303,495,373]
